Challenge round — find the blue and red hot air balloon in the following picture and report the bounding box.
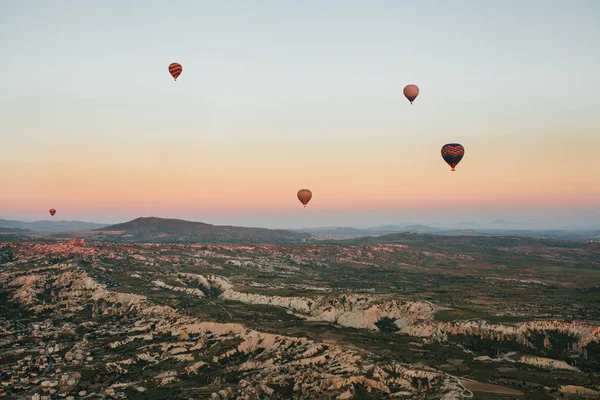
[441,144,464,171]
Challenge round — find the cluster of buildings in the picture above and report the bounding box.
[0,320,92,399]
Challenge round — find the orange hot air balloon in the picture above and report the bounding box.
[297,189,312,207]
[49,209,56,217]
[403,84,419,104]
[168,63,182,81]
[441,143,465,171]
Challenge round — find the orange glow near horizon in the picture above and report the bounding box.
[2,130,599,219]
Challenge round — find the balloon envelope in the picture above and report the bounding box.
[169,63,182,81]
[297,189,312,207]
[403,84,419,104]
[441,144,465,171]
[49,209,56,217]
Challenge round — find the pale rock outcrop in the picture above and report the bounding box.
[220,289,316,313]
[136,352,159,364]
[402,318,600,356]
[152,280,205,297]
[175,274,437,331]
[518,355,579,372]
[559,385,600,397]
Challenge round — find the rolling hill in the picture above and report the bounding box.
[92,217,311,243]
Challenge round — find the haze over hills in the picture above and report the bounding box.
[296,221,529,236]
[295,222,495,237]
[2,216,598,243]
[297,222,600,242]
[0,227,32,233]
[91,216,310,243]
[0,218,107,232]
[333,231,599,248]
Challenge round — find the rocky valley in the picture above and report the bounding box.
[1,234,599,399]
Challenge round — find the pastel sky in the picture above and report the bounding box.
[1,0,599,229]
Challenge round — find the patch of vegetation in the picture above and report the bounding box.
[374,317,400,332]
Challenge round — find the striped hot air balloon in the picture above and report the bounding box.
[168,63,182,81]
[441,144,464,171]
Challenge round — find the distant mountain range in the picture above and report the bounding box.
[0,219,107,232]
[295,224,441,237]
[330,231,600,248]
[0,227,32,233]
[296,222,600,241]
[91,217,310,243]
[1,217,597,243]
[297,219,547,235]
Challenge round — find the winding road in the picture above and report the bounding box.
[209,301,232,319]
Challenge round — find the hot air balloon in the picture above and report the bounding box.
[403,84,419,104]
[297,189,312,207]
[168,63,182,81]
[49,209,56,217]
[441,144,464,171]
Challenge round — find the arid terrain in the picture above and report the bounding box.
[1,233,599,399]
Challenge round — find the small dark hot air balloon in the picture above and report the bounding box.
[168,63,182,81]
[441,143,465,171]
[403,84,419,104]
[49,208,56,217]
[297,189,312,207]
